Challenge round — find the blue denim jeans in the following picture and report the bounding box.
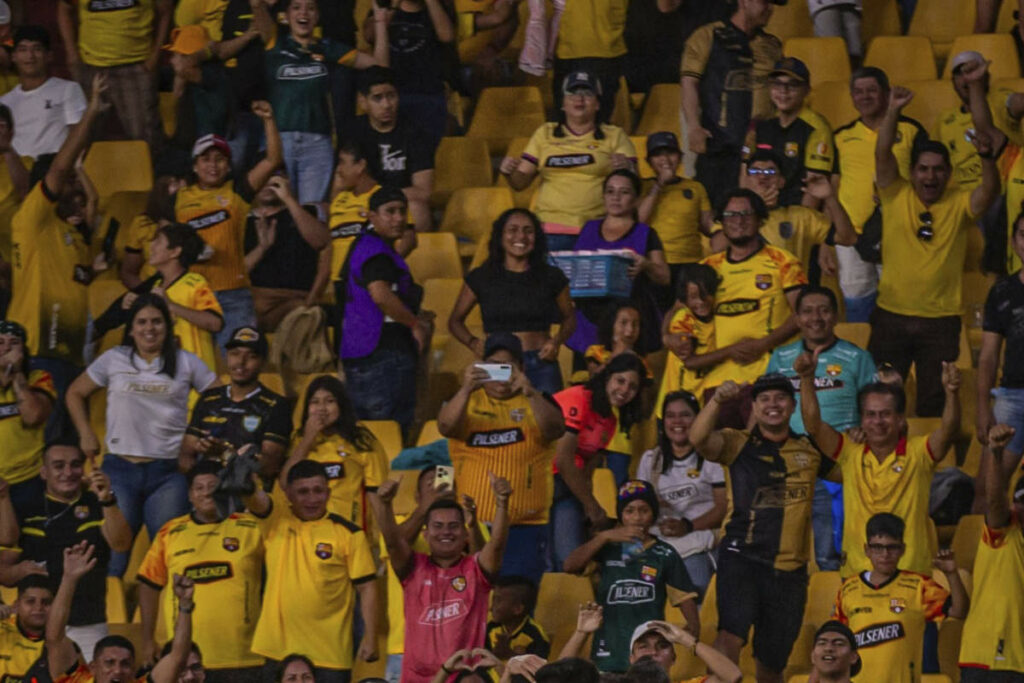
[993,387,1024,455]
[523,349,563,396]
[102,456,189,576]
[812,479,842,571]
[385,655,403,683]
[343,348,418,438]
[605,451,630,489]
[843,293,877,324]
[280,130,335,204]
[548,474,585,572]
[682,550,715,601]
[213,288,257,350]
[226,110,265,174]
[500,524,548,585]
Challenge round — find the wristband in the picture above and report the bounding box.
[99,493,118,507]
[178,602,195,613]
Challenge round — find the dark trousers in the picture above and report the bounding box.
[867,307,960,417]
[552,56,624,123]
[960,669,1024,682]
[696,148,743,211]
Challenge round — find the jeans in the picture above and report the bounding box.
[812,479,842,571]
[682,551,715,601]
[605,451,630,488]
[397,92,447,153]
[501,524,548,584]
[385,655,403,683]
[523,349,563,395]
[280,130,334,204]
[545,233,578,252]
[213,288,257,350]
[548,474,585,572]
[811,5,863,57]
[843,293,877,324]
[226,110,265,174]
[262,660,350,683]
[102,456,189,577]
[836,244,879,310]
[992,387,1024,454]
[343,348,418,438]
[29,356,82,444]
[9,476,44,512]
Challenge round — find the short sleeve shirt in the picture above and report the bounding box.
[352,115,434,190]
[982,273,1024,388]
[553,385,617,471]
[186,383,292,450]
[0,78,87,159]
[175,178,253,292]
[642,177,711,263]
[0,369,55,484]
[748,107,835,207]
[464,264,569,334]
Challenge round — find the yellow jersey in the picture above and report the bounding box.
[71,0,156,67]
[123,214,159,281]
[0,615,44,680]
[159,271,222,374]
[1002,147,1024,273]
[556,0,628,59]
[709,205,831,273]
[136,512,265,669]
[835,435,939,577]
[174,0,227,40]
[699,242,806,383]
[642,177,711,264]
[251,504,377,669]
[958,517,1024,673]
[938,89,1023,191]
[877,178,975,318]
[656,306,714,416]
[522,123,636,233]
[0,370,56,484]
[328,183,379,280]
[833,117,926,232]
[175,180,252,292]
[0,155,27,262]
[9,183,90,363]
[835,570,949,683]
[276,431,388,529]
[449,389,556,525]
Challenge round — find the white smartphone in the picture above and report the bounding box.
[434,465,454,490]
[475,363,512,382]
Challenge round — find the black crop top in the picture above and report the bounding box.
[464,263,569,333]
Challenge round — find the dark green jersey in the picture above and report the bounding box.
[591,538,695,672]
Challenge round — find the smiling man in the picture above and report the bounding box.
[809,621,861,683]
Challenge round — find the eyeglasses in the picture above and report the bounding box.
[722,210,756,219]
[747,168,778,177]
[917,211,934,242]
[866,543,905,554]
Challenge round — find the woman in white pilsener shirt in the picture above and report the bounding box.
[636,390,727,597]
[66,293,217,576]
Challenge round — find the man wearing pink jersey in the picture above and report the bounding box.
[371,472,512,683]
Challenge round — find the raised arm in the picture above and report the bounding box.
[562,525,639,574]
[46,74,108,197]
[251,0,276,44]
[478,474,512,576]
[266,176,330,249]
[984,424,1018,528]
[647,621,741,683]
[689,381,740,462]
[795,349,842,455]
[246,101,284,192]
[805,173,857,246]
[424,0,455,42]
[438,364,485,436]
[933,549,969,620]
[369,478,414,579]
[88,471,132,552]
[926,362,961,460]
[46,542,96,678]
[967,129,1002,218]
[149,574,196,683]
[875,86,913,189]
[558,602,603,659]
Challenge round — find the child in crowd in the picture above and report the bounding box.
[486,575,551,661]
[656,263,718,417]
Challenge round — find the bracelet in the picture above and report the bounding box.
[178,602,195,613]
[99,493,118,507]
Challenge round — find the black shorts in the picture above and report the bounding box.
[715,549,808,673]
[960,669,1024,683]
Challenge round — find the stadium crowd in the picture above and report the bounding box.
[0,0,1022,682]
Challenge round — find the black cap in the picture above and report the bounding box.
[482,332,523,364]
[646,131,682,156]
[0,320,27,343]
[562,70,602,96]
[814,620,861,677]
[13,25,50,50]
[770,56,810,83]
[368,185,407,212]
[751,372,796,399]
[224,326,267,357]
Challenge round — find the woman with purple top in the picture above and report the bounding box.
[567,169,671,363]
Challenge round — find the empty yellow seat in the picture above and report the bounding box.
[909,0,977,59]
[943,33,1022,80]
[536,573,595,655]
[83,141,153,199]
[834,322,870,350]
[439,186,515,257]
[467,86,546,155]
[593,467,618,516]
[862,0,902,44]
[422,277,481,350]
[951,514,984,573]
[362,419,403,459]
[405,232,462,282]
[416,419,444,446]
[107,576,129,624]
[901,79,959,138]
[783,37,852,87]
[864,36,938,82]
[634,84,682,137]
[808,80,859,130]
[609,76,634,132]
[765,0,815,41]
[431,137,492,208]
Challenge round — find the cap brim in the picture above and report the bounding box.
[769,69,808,83]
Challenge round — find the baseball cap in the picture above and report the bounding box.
[0,320,26,343]
[368,185,408,212]
[562,70,602,96]
[814,620,862,677]
[224,326,268,357]
[950,50,986,74]
[629,621,668,652]
[191,134,232,161]
[165,25,210,55]
[646,131,682,156]
[13,25,49,49]
[770,56,810,83]
[482,332,523,364]
[751,372,796,399]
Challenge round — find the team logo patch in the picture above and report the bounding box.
[889,598,906,614]
[816,141,829,156]
[755,274,772,290]
[315,542,333,560]
[891,463,905,473]
[74,506,90,520]
[243,415,261,432]
[217,195,230,208]
[312,53,324,61]
[784,142,799,158]
[778,221,794,239]
[640,565,658,583]
[682,188,694,199]
[826,364,842,377]
[223,537,239,552]
[510,409,525,423]
[794,453,810,468]
[451,576,467,592]
[687,468,700,479]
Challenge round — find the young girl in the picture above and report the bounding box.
[656,263,718,417]
[563,479,699,673]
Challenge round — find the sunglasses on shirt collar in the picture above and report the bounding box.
[917,211,934,242]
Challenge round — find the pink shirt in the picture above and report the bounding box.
[400,552,492,682]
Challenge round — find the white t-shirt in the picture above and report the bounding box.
[0,77,87,159]
[635,448,725,558]
[808,0,862,14]
[87,346,216,459]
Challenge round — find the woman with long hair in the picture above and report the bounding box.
[635,390,726,595]
[278,375,388,528]
[449,208,575,394]
[550,352,647,570]
[119,175,186,290]
[275,653,315,682]
[65,294,218,576]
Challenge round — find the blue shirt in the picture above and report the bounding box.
[766,337,876,434]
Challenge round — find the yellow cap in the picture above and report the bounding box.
[164,25,210,55]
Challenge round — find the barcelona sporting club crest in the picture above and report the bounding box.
[315,542,333,560]
[74,505,90,520]
[451,576,467,592]
[784,142,799,158]
[222,537,239,552]
[890,598,906,614]
[755,274,772,290]
[826,364,842,377]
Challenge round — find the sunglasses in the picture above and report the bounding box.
[747,167,778,176]
[917,211,934,242]
[722,209,756,219]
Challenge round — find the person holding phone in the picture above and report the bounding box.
[438,332,566,584]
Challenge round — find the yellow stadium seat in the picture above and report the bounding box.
[388,469,421,516]
[864,36,938,82]
[83,141,154,200]
[907,417,942,439]
[676,574,723,678]
[610,76,634,132]
[786,572,843,678]
[159,91,177,138]
[439,186,515,257]
[808,80,859,130]
[416,419,444,446]
[835,322,870,349]
[783,37,852,87]
[943,34,1022,81]
[362,420,403,459]
[593,467,618,517]
[908,0,977,59]
[765,0,815,41]
[106,576,129,624]
[862,0,902,44]
[937,618,963,681]
[467,86,547,155]
[536,573,596,655]
[902,79,959,138]
[631,136,656,179]
[88,279,128,320]
[431,137,492,209]
[422,277,481,350]
[405,232,462,282]
[634,84,682,137]
[258,372,285,395]
[495,136,540,209]
[951,513,984,573]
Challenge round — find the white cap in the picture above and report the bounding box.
[629,621,665,652]
[0,2,10,25]
[950,50,986,74]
